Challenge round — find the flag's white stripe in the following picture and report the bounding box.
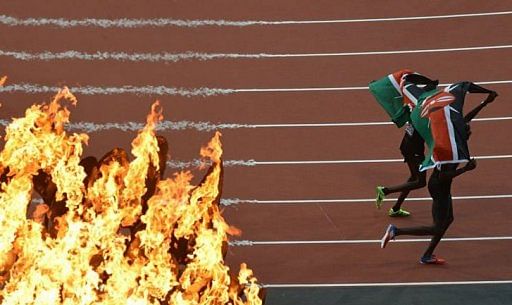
[445,105,460,161]
[3,45,509,62]
[1,81,509,96]
[1,11,511,28]
[263,280,512,288]
[1,117,509,133]
[230,236,512,246]
[220,194,512,205]
[402,84,418,104]
[387,74,401,93]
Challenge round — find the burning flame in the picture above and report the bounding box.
[0,87,263,305]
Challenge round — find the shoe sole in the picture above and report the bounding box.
[420,259,446,265]
[389,213,411,217]
[381,225,394,248]
[375,187,385,209]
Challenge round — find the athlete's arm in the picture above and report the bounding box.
[467,83,495,94]
[439,159,477,181]
[464,85,498,122]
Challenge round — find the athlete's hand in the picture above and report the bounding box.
[483,91,498,105]
[465,124,472,140]
[464,159,477,171]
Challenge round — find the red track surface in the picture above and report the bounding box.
[1,0,511,286]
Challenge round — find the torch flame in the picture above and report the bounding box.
[0,90,263,305]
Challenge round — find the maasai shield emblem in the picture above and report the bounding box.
[411,83,471,171]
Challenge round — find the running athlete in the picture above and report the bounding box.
[380,82,498,264]
[376,80,498,216]
[381,160,477,264]
[375,70,438,217]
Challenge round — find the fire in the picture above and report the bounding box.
[0,87,263,305]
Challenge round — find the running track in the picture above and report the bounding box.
[0,1,511,304]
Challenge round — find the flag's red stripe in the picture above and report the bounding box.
[431,106,454,161]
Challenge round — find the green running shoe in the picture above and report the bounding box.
[375,186,386,209]
[388,208,411,217]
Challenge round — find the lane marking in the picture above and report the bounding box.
[220,194,512,206]
[233,81,512,93]
[1,116,509,133]
[0,119,254,133]
[0,84,233,97]
[229,236,512,246]
[1,11,511,28]
[250,116,512,128]
[167,155,512,169]
[263,280,512,288]
[1,45,511,62]
[250,154,512,165]
[0,80,510,96]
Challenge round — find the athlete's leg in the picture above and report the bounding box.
[422,195,454,258]
[384,159,426,214]
[384,158,426,196]
[389,173,437,237]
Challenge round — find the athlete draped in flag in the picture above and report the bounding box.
[413,82,498,171]
[373,70,438,217]
[370,69,439,216]
[380,82,498,264]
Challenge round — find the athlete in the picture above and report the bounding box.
[375,71,438,217]
[380,83,498,264]
[381,160,477,264]
[376,80,498,217]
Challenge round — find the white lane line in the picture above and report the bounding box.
[0,119,254,133]
[167,155,512,169]
[233,80,512,93]
[168,159,256,169]
[233,86,368,92]
[252,155,512,165]
[1,116,509,133]
[263,280,512,288]
[1,11,511,28]
[251,117,512,128]
[2,45,511,62]
[229,236,512,246]
[0,84,233,97]
[0,81,509,96]
[220,194,512,206]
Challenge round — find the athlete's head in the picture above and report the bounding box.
[423,79,439,92]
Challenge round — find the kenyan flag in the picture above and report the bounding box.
[411,84,471,171]
[368,70,413,127]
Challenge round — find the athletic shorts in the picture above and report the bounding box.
[400,126,425,164]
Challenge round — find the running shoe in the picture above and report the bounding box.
[420,255,446,265]
[375,186,386,209]
[381,224,397,249]
[388,208,411,217]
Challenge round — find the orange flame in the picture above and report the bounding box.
[0,91,262,305]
